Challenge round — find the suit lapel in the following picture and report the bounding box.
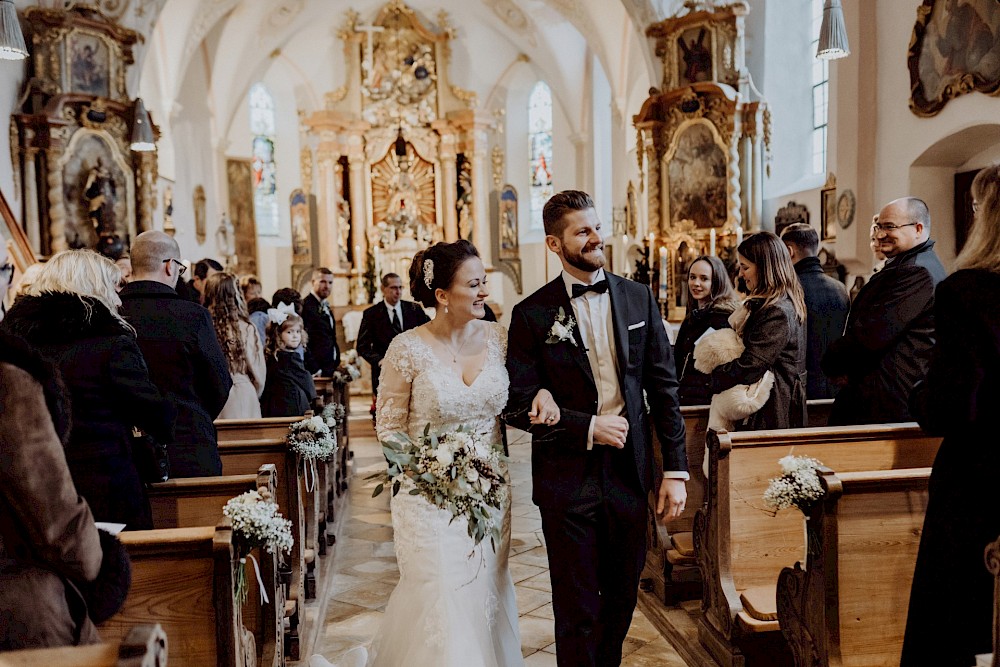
[607,274,630,385]
[541,278,595,386]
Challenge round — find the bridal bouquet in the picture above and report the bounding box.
[762,454,825,515]
[223,489,294,605]
[370,424,509,551]
[286,415,338,461]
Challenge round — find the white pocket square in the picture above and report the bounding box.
[627,321,646,331]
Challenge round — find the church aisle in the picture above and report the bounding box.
[305,405,691,666]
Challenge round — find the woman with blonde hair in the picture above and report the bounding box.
[708,231,808,430]
[901,163,1000,666]
[203,272,266,419]
[0,250,173,529]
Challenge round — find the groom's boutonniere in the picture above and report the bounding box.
[546,307,577,346]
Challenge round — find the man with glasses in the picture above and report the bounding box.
[120,231,232,477]
[822,197,946,425]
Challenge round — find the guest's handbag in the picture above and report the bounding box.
[131,426,170,484]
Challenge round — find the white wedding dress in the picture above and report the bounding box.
[367,321,522,667]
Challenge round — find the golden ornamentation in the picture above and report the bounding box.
[371,148,437,231]
[325,86,348,108]
[450,85,477,108]
[300,146,313,195]
[491,144,504,192]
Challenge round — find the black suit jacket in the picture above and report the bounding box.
[302,293,340,376]
[505,273,687,508]
[794,256,850,400]
[357,300,429,394]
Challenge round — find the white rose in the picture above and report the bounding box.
[435,446,454,466]
[481,479,492,495]
[551,321,569,339]
[466,468,480,483]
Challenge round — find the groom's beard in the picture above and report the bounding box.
[564,241,606,273]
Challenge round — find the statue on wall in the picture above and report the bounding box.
[386,151,420,229]
[337,192,351,267]
[84,157,116,237]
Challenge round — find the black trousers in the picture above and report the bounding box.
[539,447,647,667]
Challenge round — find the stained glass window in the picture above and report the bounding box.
[249,83,279,236]
[528,81,553,230]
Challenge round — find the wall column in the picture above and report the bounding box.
[347,151,367,272]
[316,145,339,268]
[434,123,459,242]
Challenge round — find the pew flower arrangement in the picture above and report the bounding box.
[368,424,509,552]
[762,454,825,515]
[321,402,346,431]
[286,415,338,461]
[224,489,294,606]
[333,349,362,384]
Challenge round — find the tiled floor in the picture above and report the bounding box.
[311,411,691,666]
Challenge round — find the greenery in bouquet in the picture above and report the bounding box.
[223,489,294,605]
[369,424,510,551]
[286,415,337,461]
[762,454,825,515]
[321,402,347,431]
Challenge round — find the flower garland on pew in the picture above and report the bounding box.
[332,349,362,385]
[286,416,338,492]
[224,489,294,607]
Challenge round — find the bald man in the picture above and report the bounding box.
[822,197,946,425]
[119,231,232,477]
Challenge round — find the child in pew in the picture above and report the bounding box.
[260,311,318,417]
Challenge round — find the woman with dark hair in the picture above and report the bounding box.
[900,163,1000,666]
[674,255,740,405]
[204,272,266,419]
[708,232,808,430]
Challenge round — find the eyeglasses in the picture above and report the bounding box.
[0,262,13,283]
[163,258,187,276]
[872,222,918,233]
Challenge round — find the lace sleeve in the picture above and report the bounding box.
[490,321,508,358]
[376,335,416,442]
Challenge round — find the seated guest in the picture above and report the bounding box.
[301,268,340,376]
[191,257,223,304]
[709,232,808,430]
[247,296,270,347]
[1,250,174,528]
[260,312,317,417]
[120,231,233,477]
[204,273,266,420]
[674,255,740,405]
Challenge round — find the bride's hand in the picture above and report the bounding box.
[528,388,560,426]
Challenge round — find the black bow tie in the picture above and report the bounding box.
[571,280,609,298]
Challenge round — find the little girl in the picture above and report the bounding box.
[260,313,318,417]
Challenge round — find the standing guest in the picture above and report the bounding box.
[120,231,233,477]
[870,215,887,264]
[822,197,946,425]
[204,273,266,420]
[1,250,174,528]
[709,232,808,430]
[674,255,740,405]
[301,268,340,376]
[900,165,1000,667]
[357,272,429,410]
[190,258,223,303]
[247,296,271,347]
[260,312,317,417]
[114,256,132,283]
[271,287,303,313]
[780,223,850,399]
[240,274,263,302]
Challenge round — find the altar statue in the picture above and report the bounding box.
[84,157,116,237]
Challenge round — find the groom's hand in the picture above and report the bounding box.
[593,415,629,449]
[656,478,687,522]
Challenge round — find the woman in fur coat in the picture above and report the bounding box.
[1,250,174,530]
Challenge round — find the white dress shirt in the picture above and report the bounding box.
[385,301,403,329]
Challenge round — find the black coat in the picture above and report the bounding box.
[260,350,317,418]
[119,281,232,477]
[504,274,687,508]
[1,293,174,529]
[793,256,850,400]
[673,303,735,406]
[822,239,946,425]
[301,293,340,376]
[710,296,808,431]
[900,269,1000,667]
[356,300,429,395]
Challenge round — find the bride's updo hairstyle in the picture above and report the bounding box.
[409,239,480,308]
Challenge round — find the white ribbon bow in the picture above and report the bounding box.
[267,302,296,325]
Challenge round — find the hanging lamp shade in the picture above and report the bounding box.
[816,0,850,60]
[130,97,156,152]
[0,0,27,62]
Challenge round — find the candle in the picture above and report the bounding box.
[710,229,716,256]
[735,225,743,247]
[355,244,362,270]
[647,232,655,246]
[658,246,668,302]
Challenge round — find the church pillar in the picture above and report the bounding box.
[453,111,494,268]
[347,150,368,272]
[316,145,339,269]
[434,123,459,242]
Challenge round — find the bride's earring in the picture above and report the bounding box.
[445,305,449,314]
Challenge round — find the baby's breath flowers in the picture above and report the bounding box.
[223,489,293,605]
[762,454,825,514]
[286,415,337,461]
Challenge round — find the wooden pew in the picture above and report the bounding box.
[99,524,238,667]
[777,466,931,667]
[988,536,1000,667]
[0,624,167,667]
[695,423,941,667]
[645,399,835,604]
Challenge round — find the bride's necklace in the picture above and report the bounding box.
[431,327,472,364]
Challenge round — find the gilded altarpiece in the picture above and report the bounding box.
[225,159,259,276]
[12,6,157,256]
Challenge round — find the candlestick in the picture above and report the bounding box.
[647,232,655,247]
[658,246,668,302]
[735,225,743,247]
[710,229,716,256]
[354,244,362,271]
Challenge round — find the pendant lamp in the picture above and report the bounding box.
[816,0,850,60]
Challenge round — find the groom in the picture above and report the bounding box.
[505,190,688,666]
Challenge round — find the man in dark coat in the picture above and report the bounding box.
[505,190,687,666]
[822,197,947,425]
[357,272,429,401]
[301,267,340,376]
[120,231,233,477]
[781,223,850,399]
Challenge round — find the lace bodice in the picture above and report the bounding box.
[376,321,509,450]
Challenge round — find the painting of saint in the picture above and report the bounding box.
[69,33,110,98]
[499,186,518,258]
[666,122,727,229]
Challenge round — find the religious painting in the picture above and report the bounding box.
[61,131,132,249]
[68,32,110,98]
[677,26,714,85]
[290,188,312,263]
[909,0,1000,116]
[193,185,206,244]
[499,185,518,259]
[666,122,727,230]
[821,175,837,241]
[225,158,259,276]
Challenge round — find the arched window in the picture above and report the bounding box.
[528,81,553,229]
[810,0,829,174]
[249,83,279,236]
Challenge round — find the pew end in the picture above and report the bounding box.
[0,624,168,667]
